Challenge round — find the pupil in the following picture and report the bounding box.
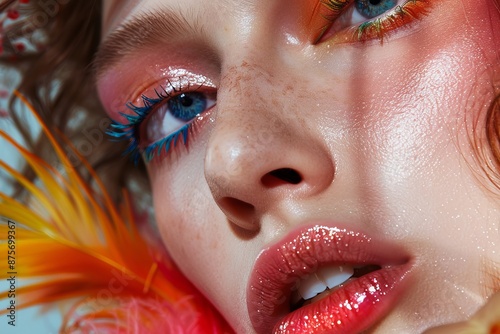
[369,0,381,4]
[180,94,193,107]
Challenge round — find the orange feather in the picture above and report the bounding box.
[0,91,232,333]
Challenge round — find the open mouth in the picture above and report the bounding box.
[247,224,412,334]
[290,264,382,311]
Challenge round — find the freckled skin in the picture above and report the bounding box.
[98,0,500,333]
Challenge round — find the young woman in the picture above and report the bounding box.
[1,0,500,333]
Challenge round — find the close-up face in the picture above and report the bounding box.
[97,0,500,333]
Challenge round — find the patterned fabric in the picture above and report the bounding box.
[0,0,43,119]
[0,0,39,57]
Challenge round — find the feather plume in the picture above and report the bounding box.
[0,91,233,333]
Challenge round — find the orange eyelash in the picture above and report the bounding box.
[308,0,432,44]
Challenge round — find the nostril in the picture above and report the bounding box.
[219,197,256,226]
[261,168,302,187]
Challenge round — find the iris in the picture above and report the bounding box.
[168,92,206,121]
[355,0,397,19]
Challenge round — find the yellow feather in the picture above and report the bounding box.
[0,91,232,332]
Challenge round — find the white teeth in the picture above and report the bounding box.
[319,266,354,290]
[299,274,326,299]
[297,266,354,301]
[298,273,327,300]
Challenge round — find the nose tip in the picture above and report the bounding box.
[205,128,335,231]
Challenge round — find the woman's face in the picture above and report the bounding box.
[97,0,500,332]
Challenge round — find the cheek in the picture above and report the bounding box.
[146,146,254,330]
[150,162,257,332]
[341,36,499,333]
[148,152,218,265]
[346,15,498,191]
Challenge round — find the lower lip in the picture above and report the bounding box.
[274,264,411,334]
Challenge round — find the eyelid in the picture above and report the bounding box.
[312,0,432,44]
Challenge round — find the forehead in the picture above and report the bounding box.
[102,0,138,35]
[102,0,242,34]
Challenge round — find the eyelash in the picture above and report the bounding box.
[107,83,214,164]
[314,0,431,43]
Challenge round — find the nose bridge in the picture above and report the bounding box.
[207,59,297,184]
[220,59,284,122]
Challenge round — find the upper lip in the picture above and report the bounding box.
[246,223,412,333]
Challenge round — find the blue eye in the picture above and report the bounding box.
[107,89,216,164]
[355,0,397,19]
[143,91,216,149]
[168,92,208,121]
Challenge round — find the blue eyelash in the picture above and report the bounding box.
[143,124,190,163]
[106,91,191,164]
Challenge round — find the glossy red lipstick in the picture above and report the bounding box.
[247,224,412,333]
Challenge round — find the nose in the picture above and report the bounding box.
[205,63,335,232]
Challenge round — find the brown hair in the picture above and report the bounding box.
[0,0,147,201]
[1,0,499,200]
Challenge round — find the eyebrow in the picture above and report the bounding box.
[93,8,206,79]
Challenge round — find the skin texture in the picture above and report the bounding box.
[97,0,500,332]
